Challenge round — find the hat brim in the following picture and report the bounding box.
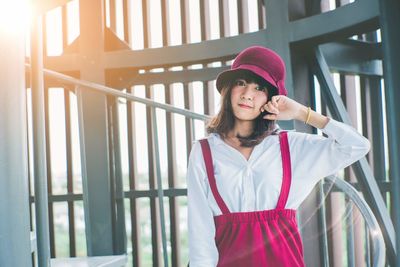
[216,65,286,95]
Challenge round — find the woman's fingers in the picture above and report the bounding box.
[262,100,280,120]
[271,96,280,108]
[263,113,277,120]
[265,101,279,114]
[262,103,270,113]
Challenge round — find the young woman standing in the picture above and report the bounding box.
[187,46,371,267]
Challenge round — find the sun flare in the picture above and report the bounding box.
[0,0,32,33]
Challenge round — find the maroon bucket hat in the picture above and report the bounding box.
[215,46,287,96]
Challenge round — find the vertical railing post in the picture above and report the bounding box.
[345,196,356,267]
[108,96,127,254]
[30,15,51,267]
[126,87,141,266]
[317,182,330,267]
[151,106,170,267]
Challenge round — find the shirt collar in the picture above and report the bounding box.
[209,123,282,146]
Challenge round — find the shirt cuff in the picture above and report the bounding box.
[320,117,349,140]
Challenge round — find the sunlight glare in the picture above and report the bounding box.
[0,0,31,33]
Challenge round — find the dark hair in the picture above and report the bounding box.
[206,69,280,147]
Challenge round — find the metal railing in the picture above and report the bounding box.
[19,0,397,266]
[324,175,386,267]
[26,63,388,267]
[27,63,210,267]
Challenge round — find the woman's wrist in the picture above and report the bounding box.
[295,105,309,122]
[296,105,330,129]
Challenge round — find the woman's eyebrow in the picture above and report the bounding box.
[234,78,262,87]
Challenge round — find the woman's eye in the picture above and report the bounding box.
[256,86,266,91]
[235,80,246,86]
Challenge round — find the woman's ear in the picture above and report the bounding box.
[258,103,271,118]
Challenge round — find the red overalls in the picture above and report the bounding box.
[199,131,305,267]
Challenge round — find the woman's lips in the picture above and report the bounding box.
[238,104,252,109]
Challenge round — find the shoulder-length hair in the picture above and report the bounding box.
[206,69,280,147]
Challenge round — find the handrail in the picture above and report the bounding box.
[25,64,208,267]
[25,64,210,121]
[324,175,386,267]
[25,65,386,267]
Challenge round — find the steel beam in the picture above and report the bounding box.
[77,0,114,255]
[320,41,382,76]
[311,46,396,265]
[44,54,80,72]
[378,0,400,265]
[35,0,73,15]
[40,0,380,73]
[290,0,379,44]
[0,5,32,267]
[263,0,295,131]
[104,31,273,69]
[290,3,326,265]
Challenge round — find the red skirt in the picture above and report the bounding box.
[199,131,305,267]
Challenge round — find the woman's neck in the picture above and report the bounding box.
[227,120,254,139]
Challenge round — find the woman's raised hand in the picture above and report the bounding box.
[260,95,305,121]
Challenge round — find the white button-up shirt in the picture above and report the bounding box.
[186,117,371,267]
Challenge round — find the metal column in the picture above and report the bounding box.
[0,4,32,266]
[378,0,400,265]
[31,15,51,267]
[78,0,114,255]
[264,0,295,131]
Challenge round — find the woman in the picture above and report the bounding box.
[186,46,370,267]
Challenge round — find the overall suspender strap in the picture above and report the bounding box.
[199,139,230,215]
[276,131,292,210]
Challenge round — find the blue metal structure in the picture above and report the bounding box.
[0,0,398,266]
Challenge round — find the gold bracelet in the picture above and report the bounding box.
[305,107,312,125]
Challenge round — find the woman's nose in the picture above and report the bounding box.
[241,84,256,99]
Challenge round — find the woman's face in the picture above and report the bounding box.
[230,78,268,121]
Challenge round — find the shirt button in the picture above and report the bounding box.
[246,167,251,176]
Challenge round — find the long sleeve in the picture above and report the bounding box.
[187,140,219,267]
[290,117,371,185]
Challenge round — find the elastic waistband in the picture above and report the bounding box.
[214,209,297,225]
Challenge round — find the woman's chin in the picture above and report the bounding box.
[233,113,258,121]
